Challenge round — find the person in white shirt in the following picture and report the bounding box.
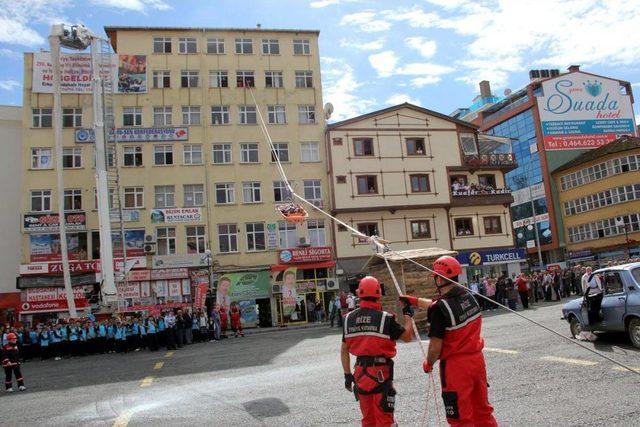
[581,267,602,295]
[346,293,355,311]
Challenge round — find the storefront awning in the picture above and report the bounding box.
[271,260,336,272]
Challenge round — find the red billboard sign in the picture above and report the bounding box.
[278,247,332,264]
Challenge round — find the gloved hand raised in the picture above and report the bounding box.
[423,360,433,374]
[399,295,419,307]
[344,373,354,391]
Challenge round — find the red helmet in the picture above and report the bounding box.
[6,332,17,342]
[433,256,461,280]
[357,276,382,299]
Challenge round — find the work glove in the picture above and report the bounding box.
[399,295,419,307]
[344,373,354,391]
[402,304,415,317]
[423,360,433,374]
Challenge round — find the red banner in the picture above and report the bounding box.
[193,283,208,309]
[278,247,332,264]
[118,302,190,315]
[20,299,89,314]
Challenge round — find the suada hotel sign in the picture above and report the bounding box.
[278,247,332,264]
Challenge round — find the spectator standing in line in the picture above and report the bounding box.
[496,273,507,306]
[164,310,177,350]
[346,293,356,312]
[39,326,51,360]
[219,306,229,339]
[506,274,518,310]
[230,304,244,338]
[175,310,185,348]
[183,309,193,345]
[157,315,166,348]
[335,295,343,327]
[516,273,529,309]
[211,305,221,341]
[339,291,348,318]
[553,270,562,300]
[147,318,159,351]
[485,277,497,310]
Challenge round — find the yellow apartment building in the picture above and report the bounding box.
[327,104,523,287]
[553,136,640,264]
[19,26,334,326]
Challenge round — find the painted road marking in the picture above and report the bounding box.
[112,411,132,427]
[154,362,164,370]
[140,376,154,387]
[164,351,174,358]
[613,366,640,373]
[541,356,597,366]
[484,347,520,355]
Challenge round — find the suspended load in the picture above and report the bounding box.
[276,202,308,224]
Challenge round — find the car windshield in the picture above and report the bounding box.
[632,267,640,285]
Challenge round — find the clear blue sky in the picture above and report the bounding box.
[1,0,639,122]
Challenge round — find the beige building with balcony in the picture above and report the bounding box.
[327,104,523,287]
[19,26,335,326]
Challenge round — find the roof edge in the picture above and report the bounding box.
[103,26,320,35]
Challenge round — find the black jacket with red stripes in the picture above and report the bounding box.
[1,344,20,368]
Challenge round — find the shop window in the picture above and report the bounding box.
[406,138,425,155]
[410,220,431,239]
[353,138,374,156]
[356,175,378,194]
[454,218,474,236]
[483,216,502,234]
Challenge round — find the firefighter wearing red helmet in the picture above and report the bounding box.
[2,332,26,392]
[400,255,498,426]
[341,276,413,427]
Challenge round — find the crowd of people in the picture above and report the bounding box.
[0,304,248,363]
[451,179,507,195]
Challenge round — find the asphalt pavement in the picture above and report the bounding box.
[2,301,639,426]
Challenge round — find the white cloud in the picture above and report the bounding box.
[321,57,377,121]
[340,38,385,51]
[409,76,442,88]
[91,0,171,12]
[0,80,20,91]
[405,36,437,58]
[386,93,421,106]
[340,11,391,32]
[382,7,441,28]
[368,51,398,77]
[632,82,640,87]
[309,0,340,7]
[395,62,454,76]
[0,48,22,60]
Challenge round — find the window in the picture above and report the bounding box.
[184,184,204,207]
[63,189,82,211]
[293,39,311,55]
[262,39,280,55]
[155,185,175,208]
[265,71,284,88]
[93,187,116,210]
[410,174,430,193]
[153,106,172,126]
[152,70,170,88]
[603,272,624,294]
[186,226,206,253]
[123,146,143,167]
[181,106,201,125]
[357,223,379,240]
[123,107,142,127]
[240,143,259,163]
[31,148,52,169]
[298,105,315,124]
[156,227,176,255]
[154,145,173,165]
[209,70,228,88]
[215,183,235,204]
[62,108,82,128]
[211,106,230,125]
[218,224,238,253]
[267,105,286,124]
[336,176,347,184]
[459,133,477,155]
[238,105,257,124]
[307,219,326,247]
[357,175,378,194]
[483,216,502,234]
[479,174,496,188]
[295,71,313,88]
[273,181,292,202]
[271,143,289,162]
[242,181,262,203]
[235,38,253,54]
[124,186,144,208]
[236,71,255,87]
[300,142,320,162]
[63,148,82,168]
[406,138,425,155]
[212,144,232,164]
[30,190,52,212]
[278,221,297,248]
[153,37,172,53]
[454,218,474,236]
[183,144,203,165]
[207,38,225,54]
[246,222,266,251]
[411,220,431,239]
[181,70,199,88]
[303,179,322,205]
[32,108,52,128]
[178,37,197,54]
[353,138,374,156]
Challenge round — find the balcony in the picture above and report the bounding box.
[450,186,514,207]
[462,153,517,171]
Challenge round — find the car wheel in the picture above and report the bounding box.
[570,316,582,338]
[628,318,640,349]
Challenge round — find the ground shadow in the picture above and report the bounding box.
[243,397,290,420]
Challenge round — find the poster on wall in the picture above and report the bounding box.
[29,233,84,262]
[216,271,270,309]
[23,212,86,233]
[117,54,147,93]
[150,208,202,224]
[280,267,298,317]
[31,52,118,94]
[266,223,278,250]
[237,300,258,328]
[537,72,636,150]
[111,229,145,257]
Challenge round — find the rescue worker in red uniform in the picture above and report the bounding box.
[341,276,414,427]
[219,306,229,339]
[400,256,498,427]
[2,333,26,392]
[230,305,244,337]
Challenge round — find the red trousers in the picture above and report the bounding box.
[440,353,497,427]
[355,363,395,427]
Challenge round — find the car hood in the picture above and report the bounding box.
[562,297,583,312]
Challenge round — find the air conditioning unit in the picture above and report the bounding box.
[327,280,339,290]
[272,284,282,293]
[298,237,311,247]
[144,243,156,254]
[311,200,323,209]
[144,234,156,244]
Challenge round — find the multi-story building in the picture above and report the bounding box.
[0,106,22,323]
[19,26,334,326]
[327,103,524,288]
[552,136,640,263]
[453,66,636,267]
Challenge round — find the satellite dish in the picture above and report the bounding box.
[324,102,334,120]
[504,88,512,96]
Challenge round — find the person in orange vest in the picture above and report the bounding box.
[230,304,244,338]
[341,276,413,427]
[400,256,498,427]
[2,333,26,392]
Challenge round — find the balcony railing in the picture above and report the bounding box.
[452,187,511,197]
[462,153,517,169]
[450,186,513,207]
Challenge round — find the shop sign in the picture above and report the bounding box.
[266,223,278,250]
[110,209,140,223]
[20,299,89,314]
[568,249,592,259]
[32,52,117,94]
[17,273,96,289]
[150,208,202,224]
[537,72,635,151]
[127,270,151,281]
[168,280,182,297]
[19,260,99,276]
[150,268,189,280]
[511,183,545,206]
[216,271,271,305]
[117,282,141,299]
[457,248,526,266]
[75,126,188,143]
[278,246,332,264]
[193,283,208,308]
[23,212,86,233]
[512,212,550,229]
[295,281,316,293]
[25,286,86,302]
[151,254,208,269]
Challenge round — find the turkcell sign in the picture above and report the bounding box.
[457,248,525,266]
[537,72,636,151]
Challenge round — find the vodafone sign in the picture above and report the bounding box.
[20,299,89,314]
